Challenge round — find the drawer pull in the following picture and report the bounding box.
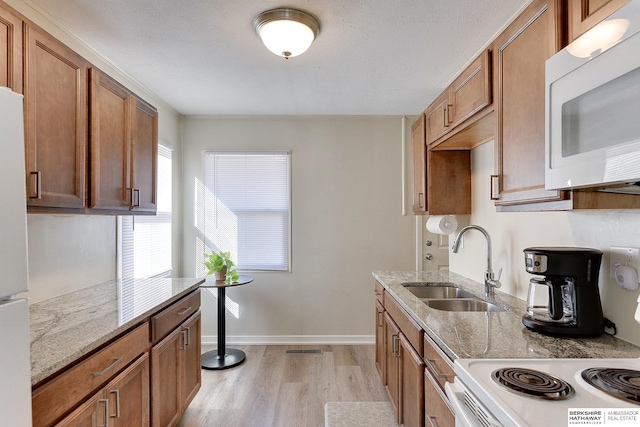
[177,306,192,316]
[377,311,383,327]
[183,326,191,346]
[425,358,448,380]
[93,358,122,377]
[99,398,109,427]
[180,329,188,350]
[391,334,400,358]
[109,389,121,418]
[427,415,439,427]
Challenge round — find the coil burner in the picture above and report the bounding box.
[491,367,575,400]
[582,368,640,404]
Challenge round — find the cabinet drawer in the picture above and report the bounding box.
[424,333,455,391]
[151,289,201,344]
[32,322,150,427]
[384,294,423,356]
[374,281,384,303]
[425,369,455,427]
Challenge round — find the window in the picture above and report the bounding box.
[198,151,291,273]
[119,143,173,279]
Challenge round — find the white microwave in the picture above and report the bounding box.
[546,0,640,193]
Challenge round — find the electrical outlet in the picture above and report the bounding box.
[610,246,640,278]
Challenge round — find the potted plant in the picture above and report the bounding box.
[204,250,240,283]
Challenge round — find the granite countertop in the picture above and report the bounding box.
[29,277,204,385]
[373,271,640,361]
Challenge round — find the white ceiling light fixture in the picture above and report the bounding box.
[254,8,320,59]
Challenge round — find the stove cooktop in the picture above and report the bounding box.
[454,358,640,427]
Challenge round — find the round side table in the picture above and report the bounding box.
[200,275,253,370]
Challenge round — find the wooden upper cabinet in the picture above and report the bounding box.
[427,50,492,149]
[411,114,427,214]
[89,68,131,211]
[568,0,630,42]
[24,24,88,211]
[130,96,158,213]
[492,0,567,207]
[0,2,22,93]
[449,50,491,127]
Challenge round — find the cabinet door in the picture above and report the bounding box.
[151,327,182,427]
[56,393,107,427]
[424,370,455,427]
[399,334,424,427]
[493,0,566,206]
[0,2,22,93]
[411,114,427,214]
[24,25,88,210]
[89,68,131,211]
[450,50,491,127]
[384,312,400,422]
[568,0,629,41]
[375,300,386,381]
[181,312,201,410]
[130,96,158,213]
[105,353,150,427]
[426,91,451,144]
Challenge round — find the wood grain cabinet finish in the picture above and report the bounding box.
[151,311,201,427]
[130,96,158,213]
[568,0,630,41]
[55,393,107,427]
[24,24,88,211]
[411,115,471,215]
[424,333,455,427]
[32,322,150,427]
[0,2,22,92]
[426,50,493,150]
[375,299,386,381]
[411,114,427,214]
[399,334,424,427]
[384,312,401,421]
[492,0,567,207]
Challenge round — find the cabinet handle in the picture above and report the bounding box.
[490,175,500,200]
[93,358,122,377]
[391,335,400,358]
[133,188,140,208]
[427,416,439,427]
[184,326,191,346]
[30,171,42,199]
[109,390,121,418]
[425,358,448,380]
[180,329,188,350]
[177,306,192,316]
[377,310,383,327]
[99,398,109,427]
[418,192,424,209]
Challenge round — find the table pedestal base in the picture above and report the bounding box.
[201,348,246,370]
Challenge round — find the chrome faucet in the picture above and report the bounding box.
[451,225,502,297]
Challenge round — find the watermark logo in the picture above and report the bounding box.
[568,409,640,426]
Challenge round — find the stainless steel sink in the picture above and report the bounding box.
[425,299,505,312]
[404,286,475,299]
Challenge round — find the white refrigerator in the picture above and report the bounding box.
[0,87,33,426]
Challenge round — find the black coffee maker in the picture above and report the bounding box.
[522,247,605,336]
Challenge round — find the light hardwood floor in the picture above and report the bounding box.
[177,345,389,427]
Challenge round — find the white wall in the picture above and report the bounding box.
[5,0,184,302]
[449,140,640,346]
[182,116,416,342]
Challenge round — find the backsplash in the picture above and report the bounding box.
[449,140,640,346]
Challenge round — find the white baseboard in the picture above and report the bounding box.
[201,335,375,345]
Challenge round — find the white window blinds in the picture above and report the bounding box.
[200,151,291,272]
[120,143,173,279]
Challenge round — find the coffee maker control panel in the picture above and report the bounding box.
[525,253,547,273]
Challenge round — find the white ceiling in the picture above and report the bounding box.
[29,0,530,116]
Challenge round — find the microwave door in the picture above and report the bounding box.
[546,18,640,190]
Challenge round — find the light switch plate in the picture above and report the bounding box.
[610,246,640,279]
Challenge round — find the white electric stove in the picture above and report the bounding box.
[446,358,640,427]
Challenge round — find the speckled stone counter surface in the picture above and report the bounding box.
[324,402,397,427]
[29,277,204,385]
[373,271,640,361]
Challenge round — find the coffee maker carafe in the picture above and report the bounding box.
[522,247,604,336]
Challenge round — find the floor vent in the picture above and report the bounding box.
[285,349,323,355]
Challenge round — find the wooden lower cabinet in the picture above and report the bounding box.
[424,371,454,427]
[399,334,424,427]
[151,311,201,427]
[375,300,386,380]
[384,312,401,420]
[57,353,150,427]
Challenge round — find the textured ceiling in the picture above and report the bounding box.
[29,0,530,116]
